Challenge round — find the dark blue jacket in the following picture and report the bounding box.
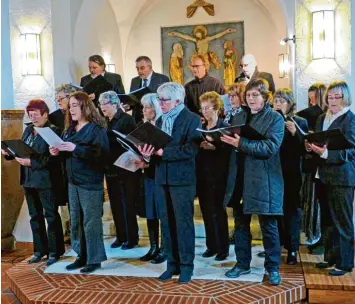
[316,111,355,186]
[154,107,201,186]
[237,104,284,215]
[62,123,109,190]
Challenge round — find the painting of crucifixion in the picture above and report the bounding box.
[161,22,244,86]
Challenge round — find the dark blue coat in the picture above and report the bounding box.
[62,123,109,190]
[316,110,355,186]
[237,104,284,215]
[154,107,201,186]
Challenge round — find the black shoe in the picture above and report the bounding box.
[47,257,59,266]
[257,251,266,258]
[286,251,297,265]
[225,264,251,278]
[329,268,351,276]
[178,272,193,284]
[151,249,167,264]
[110,239,124,249]
[80,263,101,274]
[269,271,282,285]
[121,241,138,250]
[27,255,43,264]
[202,249,217,258]
[158,270,181,281]
[140,246,159,261]
[215,253,229,261]
[66,258,86,270]
[315,261,335,269]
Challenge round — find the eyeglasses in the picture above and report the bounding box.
[157,97,172,103]
[191,64,205,68]
[143,106,153,110]
[57,96,69,102]
[228,94,238,98]
[246,93,261,99]
[273,99,287,104]
[328,94,343,101]
[199,106,214,112]
[239,62,251,68]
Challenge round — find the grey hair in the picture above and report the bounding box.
[157,82,185,103]
[325,80,352,107]
[56,84,77,95]
[98,90,121,106]
[141,93,163,123]
[274,88,296,115]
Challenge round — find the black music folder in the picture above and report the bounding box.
[241,125,265,141]
[114,122,172,151]
[1,140,38,158]
[305,128,353,150]
[83,75,113,104]
[197,124,244,142]
[297,105,323,130]
[118,87,152,106]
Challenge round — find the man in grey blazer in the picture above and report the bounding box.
[129,56,169,122]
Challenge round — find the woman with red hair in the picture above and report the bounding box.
[2,99,66,266]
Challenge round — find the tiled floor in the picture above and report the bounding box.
[4,242,306,304]
[2,244,33,304]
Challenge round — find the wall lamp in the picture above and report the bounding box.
[280,35,296,46]
[278,54,289,78]
[20,33,42,76]
[312,10,335,59]
[106,64,116,73]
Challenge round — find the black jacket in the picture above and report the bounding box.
[315,111,355,186]
[61,123,109,190]
[80,72,125,94]
[196,119,232,193]
[5,122,67,206]
[129,72,169,123]
[280,115,308,210]
[106,110,137,176]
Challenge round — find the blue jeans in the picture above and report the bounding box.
[68,183,107,264]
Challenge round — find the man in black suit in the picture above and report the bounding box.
[129,56,169,123]
[235,54,275,93]
[80,55,125,95]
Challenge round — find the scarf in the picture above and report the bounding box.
[323,107,350,131]
[224,107,243,124]
[161,103,185,136]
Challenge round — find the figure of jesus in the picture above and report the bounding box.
[168,25,237,71]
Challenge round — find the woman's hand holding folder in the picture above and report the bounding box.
[138,144,163,157]
[1,149,9,156]
[15,157,31,167]
[220,133,241,148]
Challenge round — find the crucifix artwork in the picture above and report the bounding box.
[186,0,215,18]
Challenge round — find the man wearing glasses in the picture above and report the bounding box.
[129,56,169,123]
[235,54,275,93]
[184,55,225,115]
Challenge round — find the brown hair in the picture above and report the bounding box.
[245,78,272,104]
[225,83,246,105]
[26,99,49,116]
[65,92,106,130]
[88,55,106,69]
[308,83,326,109]
[199,91,223,115]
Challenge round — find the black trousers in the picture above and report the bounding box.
[24,187,65,257]
[197,182,229,254]
[317,181,354,270]
[106,172,139,244]
[156,185,195,275]
[233,203,281,272]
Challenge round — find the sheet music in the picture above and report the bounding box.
[114,151,142,172]
[34,127,64,149]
